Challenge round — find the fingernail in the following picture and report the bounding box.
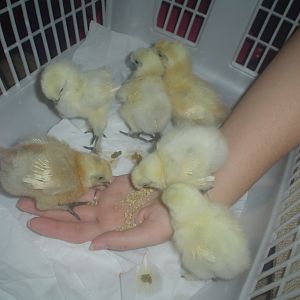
[89,243,96,251]
[26,220,31,228]
[26,220,41,236]
[89,242,107,251]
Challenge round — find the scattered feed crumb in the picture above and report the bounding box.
[111,150,122,159]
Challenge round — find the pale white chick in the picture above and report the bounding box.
[153,40,229,126]
[41,60,117,152]
[162,183,250,280]
[0,136,112,220]
[131,125,228,191]
[116,47,171,142]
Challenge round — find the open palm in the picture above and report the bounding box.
[17,175,173,251]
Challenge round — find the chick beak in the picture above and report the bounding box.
[130,54,142,67]
[93,179,112,190]
[102,180,111,187]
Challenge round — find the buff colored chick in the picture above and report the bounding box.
[0,136,112,219]
[154,40,228,126]
[116,47,171,142]
[162,183,250,280]
[41,60,117,152]
[131,125,228,191]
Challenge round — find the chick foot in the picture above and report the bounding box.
[119,131,159,143]
[65,201,89,220]
[83,129,98,151]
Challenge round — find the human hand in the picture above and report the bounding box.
[17,175,173,251]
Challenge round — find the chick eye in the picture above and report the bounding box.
[133,59,140,65]
[55,87,64,102]
[97,176,104,180]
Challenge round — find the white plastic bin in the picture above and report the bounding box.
[0,1,299,299]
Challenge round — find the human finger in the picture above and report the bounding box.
[17,195,98,222]
[17,198,79,221]
[27,217,106,243]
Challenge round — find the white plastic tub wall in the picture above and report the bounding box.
[0,0,299,299]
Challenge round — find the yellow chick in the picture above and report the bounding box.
[153,40,228,126]
[41,60,117,152]
[116,47,171,142]
[0,136,112,219]
[162,183,250,280]
[131,125,228,191]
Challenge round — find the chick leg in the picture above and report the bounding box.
[63,190,100,220]
[133,132,161,143]
[90,132,98,146]
[83,128,98,151]
[36,199,85,221]
[64,201,90,220]
[83,135,99,152]
[119,131,154,143]
[147,132,161,143]
[83,131,104,153]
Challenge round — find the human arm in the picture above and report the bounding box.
[209,29,300,206]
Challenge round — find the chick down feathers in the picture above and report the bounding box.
[154,40,228,126]
[131,125,228,190]
[41,60,117,151]
[0,136,112,214]
[162,183,250,280]
[116,47,171,141]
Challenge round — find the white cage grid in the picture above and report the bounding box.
[0,0,106,95]
[0,0,300,299]
[247,147,300,300]
[154,0,214,46]
[233,0,300,77]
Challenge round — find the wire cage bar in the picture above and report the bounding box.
[0,0,106,96]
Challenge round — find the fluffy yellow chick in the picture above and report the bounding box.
[116,47,171,142]
[153,40,228,126]
[131,125,228,191]
[41,60,117,152]
[0,136,112,219]
[162,183,250,280]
